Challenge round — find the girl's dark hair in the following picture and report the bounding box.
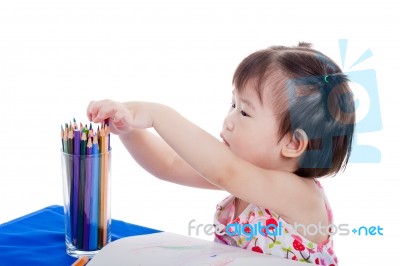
[232,42,355,177]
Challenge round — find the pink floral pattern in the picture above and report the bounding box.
[214,181,338,265]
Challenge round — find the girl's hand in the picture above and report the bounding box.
[87,100,154,135]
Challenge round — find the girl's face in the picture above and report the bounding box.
[220,85,286,170]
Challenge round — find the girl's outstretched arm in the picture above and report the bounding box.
[119,129,221,189]
[89,100,318,219]
[87,100,220,190]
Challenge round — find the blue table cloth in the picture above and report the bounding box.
[0,205,161,266]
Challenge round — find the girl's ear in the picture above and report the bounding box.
[281,129,308,158]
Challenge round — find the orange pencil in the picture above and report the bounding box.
[102,124,109,245]
[98,127,106,247]
[71,256,89,266]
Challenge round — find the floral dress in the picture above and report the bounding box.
[213,180,338,265]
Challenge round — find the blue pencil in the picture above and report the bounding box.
[83,137,93,250]
[89,135,100,250]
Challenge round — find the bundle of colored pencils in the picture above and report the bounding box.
[61,118,111,251]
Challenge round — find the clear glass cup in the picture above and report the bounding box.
[60,150,112,258]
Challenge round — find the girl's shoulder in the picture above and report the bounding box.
[280,178,334,243]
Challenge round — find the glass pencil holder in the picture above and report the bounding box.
[60,150,112,258]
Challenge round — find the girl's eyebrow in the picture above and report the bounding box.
[239,98,256,110]
[232,90,256,110]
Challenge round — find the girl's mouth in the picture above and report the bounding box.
[221,136,230,147]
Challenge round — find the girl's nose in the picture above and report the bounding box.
[223,116,234,131]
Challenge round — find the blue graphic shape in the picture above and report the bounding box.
[349,48,373,69]
[339,39,382,163]
[339,39,348,69]
[346,69,382,163]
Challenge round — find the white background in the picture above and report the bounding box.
[0,0,398,264]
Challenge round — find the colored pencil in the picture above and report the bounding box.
[77,131,88,249]
[89,134,100,250]
[72,128,81,247]
[98,128,106,247]
[63,127,68,154]
[102,125,109,244]
[105,118,110,151]
[67,127,74,238]
[83,137,92,250]
[61,125,65,152]
[62,127,71,197]
[71,256,89,266]
[68,128,74,154]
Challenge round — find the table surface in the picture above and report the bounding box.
[0,206,306,266]
[0,205,161,266]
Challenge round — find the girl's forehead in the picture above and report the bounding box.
[233,82,258,96]
[233,83,274,104]
[232,87,257,101]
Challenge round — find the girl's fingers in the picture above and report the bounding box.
[87,100,132,131]
[87,101,96,121]
[90,101,118,123]
[87,100,106,122]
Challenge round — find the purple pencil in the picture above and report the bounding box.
[83,138,93,250]
[72,128,81,247]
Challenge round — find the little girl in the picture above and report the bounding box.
[87,42,355,265]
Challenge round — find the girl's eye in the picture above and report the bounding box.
[241,110,250,117]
